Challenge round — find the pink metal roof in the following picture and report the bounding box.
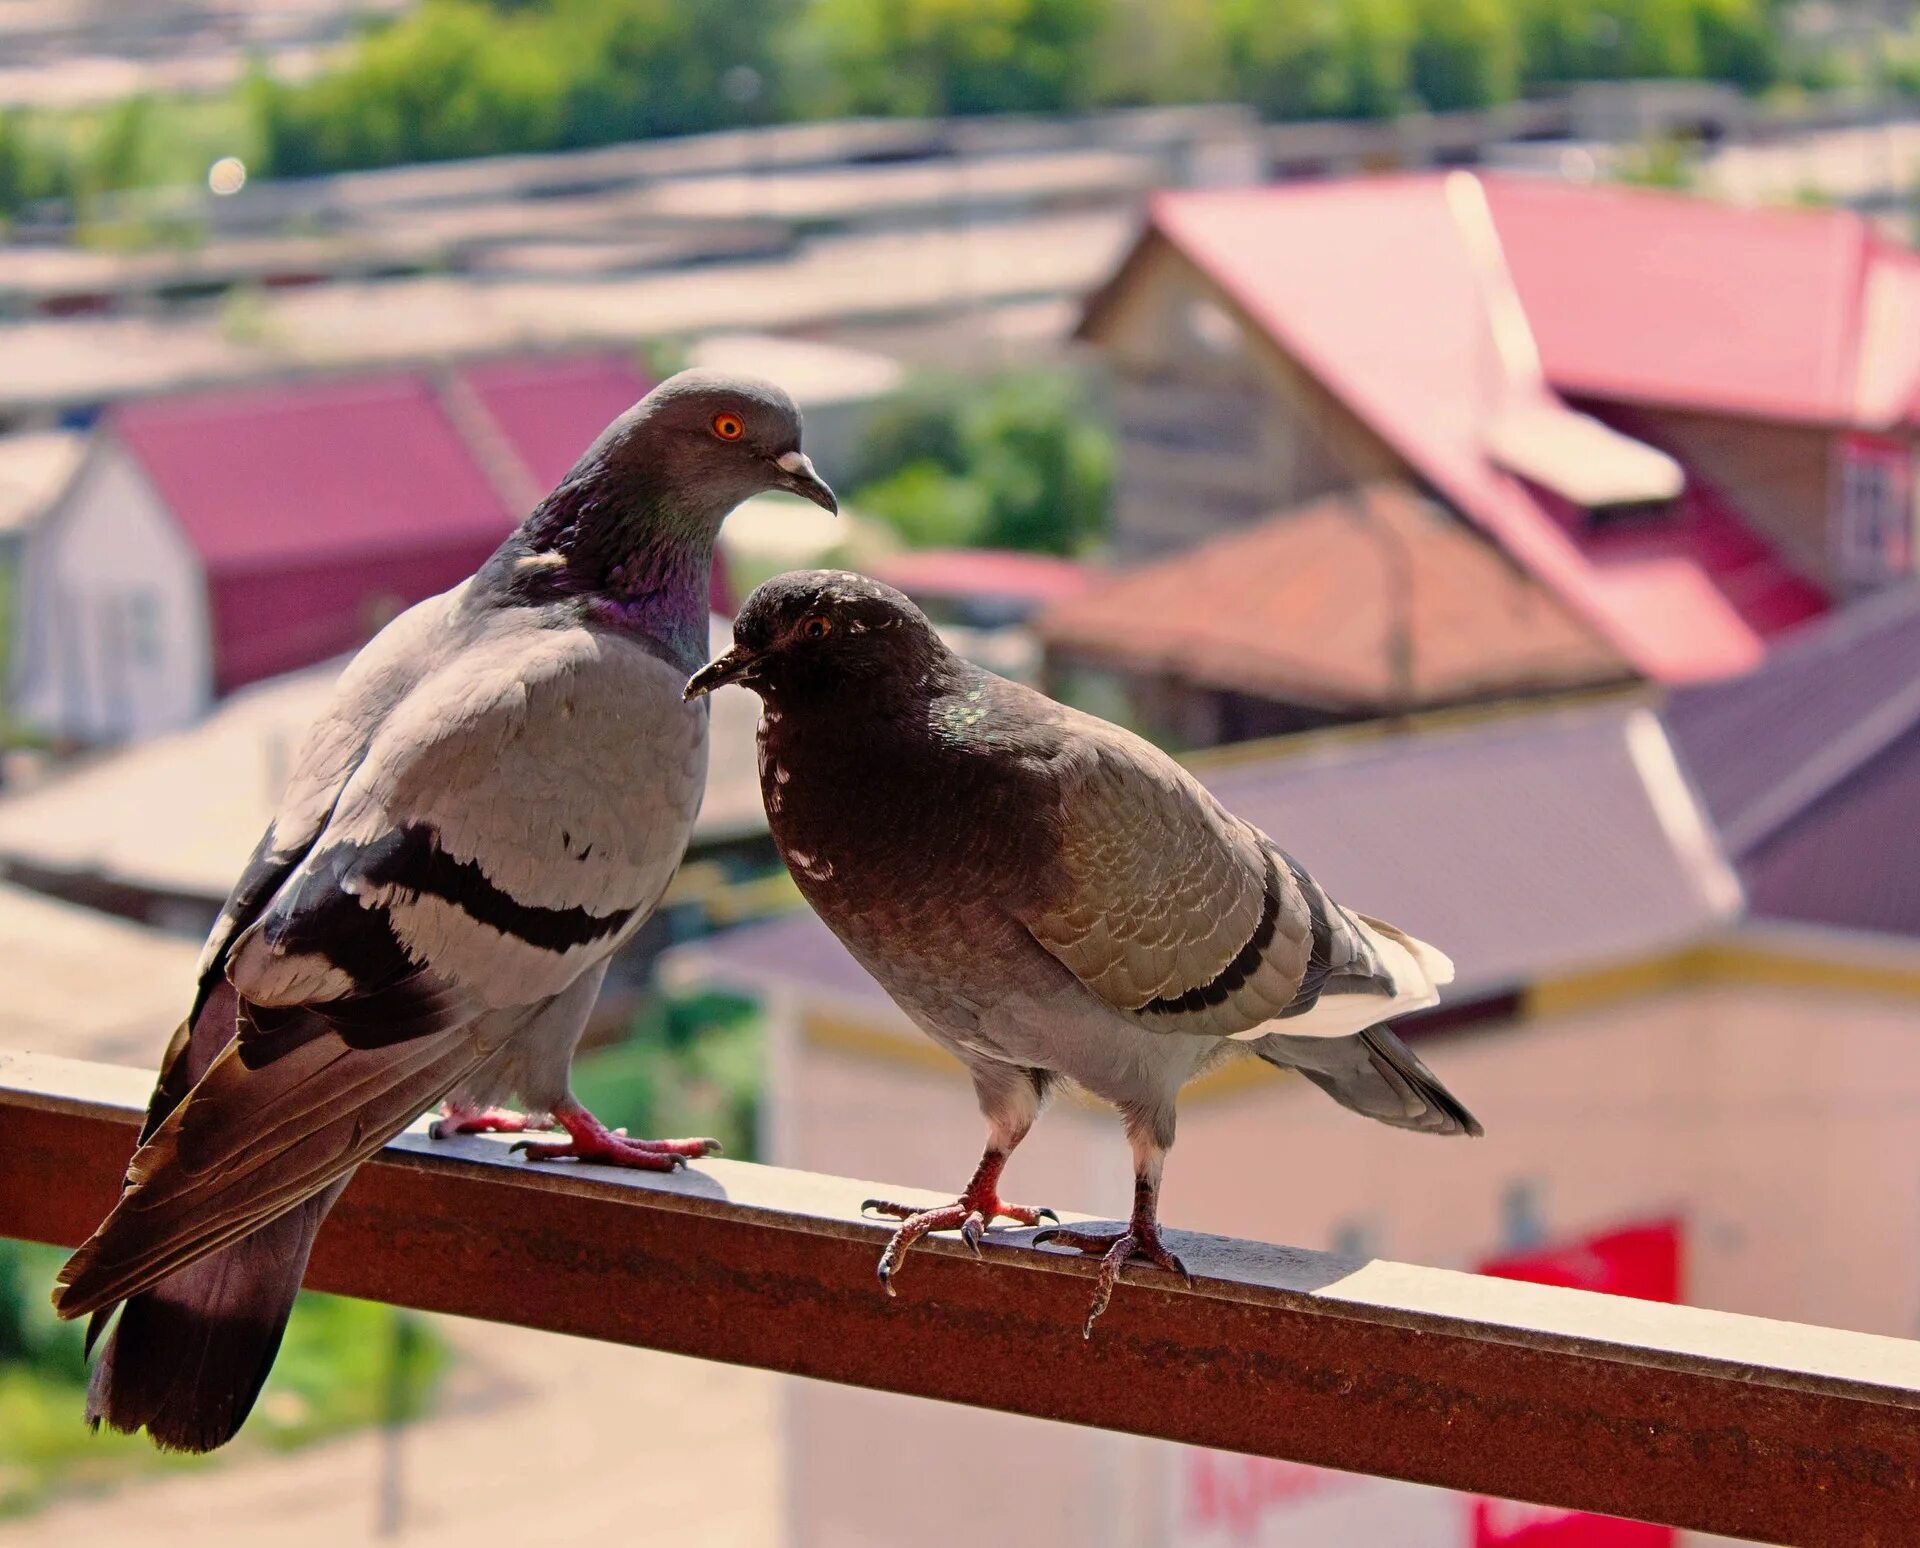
[1139,176,1848,683]
[456,353,654,493]
[1484,176,1882,425]
[113,373,514,572]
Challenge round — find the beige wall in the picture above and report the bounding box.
[1627,405,1838,589]
[1092,246,1401,561]
[766,943,1920,1546]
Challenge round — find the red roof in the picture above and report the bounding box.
[1485,176,1894,425]
[867,549,1093,608]
[1118,175,1865,683]
[455,353,653,492]
[1038,487,1629,709]
[115,373,513,572]
[109,355,692,694]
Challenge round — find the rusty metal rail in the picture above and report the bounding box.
[4,1050,1917,1546]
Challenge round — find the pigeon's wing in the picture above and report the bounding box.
[1011,715,1432,1040]
[131,586,469,1151]
[55,607,672,1321]
[72,594,466,1345]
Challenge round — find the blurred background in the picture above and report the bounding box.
[1,0,1918,1543]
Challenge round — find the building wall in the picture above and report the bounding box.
[766,940,1920,1547]
[1092,246,1401,561]
[1620,404,1837,589]
[12,440,210,742]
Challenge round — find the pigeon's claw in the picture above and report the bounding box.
[429,1103,553,1140]
[510,1101,720,1172]
[1033,1223,1192,1338]
[862,1190,1057,1293]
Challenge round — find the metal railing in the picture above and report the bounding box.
[3,1050,1915,1546]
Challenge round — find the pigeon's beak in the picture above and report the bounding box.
[771,449,837,514]
[684,644,759,701]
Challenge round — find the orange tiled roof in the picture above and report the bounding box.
[1036,486,1630,710]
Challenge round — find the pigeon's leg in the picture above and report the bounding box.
[510,1098,721,1171]
[861,1066,1055,1294]
[429,1101,554,1139]
[1034,1118,1190,1338]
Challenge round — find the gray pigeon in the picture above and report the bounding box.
[686,571,1478,1336]
[53,370,835,1451]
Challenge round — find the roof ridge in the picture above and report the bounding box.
[1722,667,1920,855]
[436,367,545,519]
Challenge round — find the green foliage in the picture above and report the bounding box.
[785,0,1111,118]
[854,462,993,549]
[572,990,764,1161]
[1408,0,1520,111]
[848,370,1112,555]
[1615,133,1696,188]
[0,0,1802,204]
[0,1239,445,1518]
[255,0,785,177]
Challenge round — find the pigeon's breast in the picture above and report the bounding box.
[334,622,710,1007]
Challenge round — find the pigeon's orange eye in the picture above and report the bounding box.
[799,615,833,641]
[711,412,745,441]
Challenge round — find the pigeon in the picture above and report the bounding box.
[52,370,836,1452]
[686,571,1478,1336]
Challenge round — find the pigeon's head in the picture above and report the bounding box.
[685,569,944,703]
[579,368,837,523]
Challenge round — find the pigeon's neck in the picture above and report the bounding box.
[515,484,719,670]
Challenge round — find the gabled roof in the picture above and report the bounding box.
[113,372,514,571]
[1664,585,1920,939]
[673,700,1740,1008]
[1084,175,1842,684]
[1483,175,1910,426]
[1036,486,1629,710]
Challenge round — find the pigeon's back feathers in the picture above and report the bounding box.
[996,690,1448,1045]
[1012,715,1313,1037]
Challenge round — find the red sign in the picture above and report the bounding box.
[1472,1499,1673,1547]
[1472,1219,1682,1547]
[1477,1218,1681,1304]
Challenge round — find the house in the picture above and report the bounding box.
[10,353,661,744]
[1074,173,1920,702]
[669,690,1920,1547]
[1039,483,1631,744]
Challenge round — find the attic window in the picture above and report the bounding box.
[1835,432,1916,583]
[1186,299,1243,357]
[1485,403,1685,518]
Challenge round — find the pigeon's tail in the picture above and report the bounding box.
[1252,1023,1483,1137]
[85,1181,343,1454]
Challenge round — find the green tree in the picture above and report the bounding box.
[785,0,1111,119]
[1693,0,1779,90]
[1408,0,1520,110]
[849,371,1112,555]
[1216,0,1352,120]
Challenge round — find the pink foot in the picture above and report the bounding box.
[861,1191,1058,1295]
[510,1104,721,1173]
[1032,1219,1192,1338]
[429,1103,550,1139]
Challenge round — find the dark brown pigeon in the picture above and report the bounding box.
[687,570,1479,1335]
[53,371,836,1452]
